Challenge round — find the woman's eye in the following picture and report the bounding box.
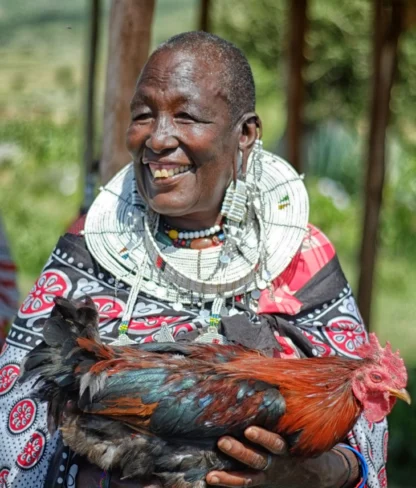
[176,112,195,121]
[133,113,152,122]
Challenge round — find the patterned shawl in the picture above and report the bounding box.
[0,224,387,488]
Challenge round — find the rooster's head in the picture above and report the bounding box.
[352,333,410,422]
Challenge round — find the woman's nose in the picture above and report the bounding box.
[145,116,178,153]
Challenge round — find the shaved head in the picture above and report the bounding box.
[150,31,256,123]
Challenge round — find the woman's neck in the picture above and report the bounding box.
[161,211,221,231]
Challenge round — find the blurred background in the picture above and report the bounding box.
[0,0,415,485]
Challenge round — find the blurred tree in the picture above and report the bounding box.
[213,0,416,130]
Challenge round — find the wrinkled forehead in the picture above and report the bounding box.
[134,50,228,106]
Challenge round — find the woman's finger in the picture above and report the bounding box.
[206,470,266,487]
[244,427,288,455]
[217,437,271,471]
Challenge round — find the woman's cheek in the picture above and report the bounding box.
[126,125,146,154]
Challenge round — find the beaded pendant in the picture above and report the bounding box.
[195,310,228,344]
[195,326,228,345]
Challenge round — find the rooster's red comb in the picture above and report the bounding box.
[356,333,407,382]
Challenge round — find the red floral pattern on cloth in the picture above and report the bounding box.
[377,466,387,488]
[0,364,20,396]
[8,399,37,434]
[383,431,388,463]
[91,296,124,326]
[301,330,334,357]
[18,270,72,318]
[16,431,46,470]
[129,315,178,333]
[323,317,367,358]
[258,224,336,315]
[0,467,9,488]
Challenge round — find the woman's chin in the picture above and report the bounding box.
[148,195,194,218]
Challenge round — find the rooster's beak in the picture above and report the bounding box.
[388,387,411,405]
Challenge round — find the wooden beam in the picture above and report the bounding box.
[82,0,101,213]
[100,0,155,184]
[199,0,211,32]
[286,0,308,174]
[357,0,404,327]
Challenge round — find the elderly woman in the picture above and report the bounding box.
[0,32,386,488]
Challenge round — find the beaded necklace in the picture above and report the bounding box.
[159,220,225,249]
[84,142,310,346]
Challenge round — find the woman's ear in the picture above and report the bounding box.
[237,113,261,173]
[238,113,261,151]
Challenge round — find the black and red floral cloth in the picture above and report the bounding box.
[0,225,387,487]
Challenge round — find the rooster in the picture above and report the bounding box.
[20,297,410,488]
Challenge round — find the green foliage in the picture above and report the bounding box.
[0,117,82,291]
[213,0,416,128]
[387,368,416,487]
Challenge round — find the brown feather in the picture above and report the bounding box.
[216,355,364,456]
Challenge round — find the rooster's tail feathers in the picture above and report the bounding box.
[19,296,103,424]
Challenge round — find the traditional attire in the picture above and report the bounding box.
[0,152,387,488]
[0,217,18,346]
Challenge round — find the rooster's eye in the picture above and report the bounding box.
[370,373,383,383]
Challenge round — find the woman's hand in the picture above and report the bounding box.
[206,427,358,488]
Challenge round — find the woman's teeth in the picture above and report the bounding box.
[151,165,191,178]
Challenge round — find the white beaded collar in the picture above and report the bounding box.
[84,148,309,304]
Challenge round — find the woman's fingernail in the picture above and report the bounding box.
[220,439,232,451]
[246,428,257,440]
[210,476,220,484]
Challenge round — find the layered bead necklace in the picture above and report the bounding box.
[158,219,225,249]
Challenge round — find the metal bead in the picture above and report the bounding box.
[251,289,261,300]
[257,280,267,290]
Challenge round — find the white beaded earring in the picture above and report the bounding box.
[221,150,247,223]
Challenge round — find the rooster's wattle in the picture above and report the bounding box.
[20,297,409,487]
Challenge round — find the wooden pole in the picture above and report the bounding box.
[82,0,100,213]
[199,0,211,32]
[100,0,155,184]
[286,0,308,174]
[357,0,404,327]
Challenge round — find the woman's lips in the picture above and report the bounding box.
[149,163,191,178]
[142,160,192,180]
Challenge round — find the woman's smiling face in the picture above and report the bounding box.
[127,49,240,225]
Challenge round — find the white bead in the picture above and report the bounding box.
[214,225,221,232]
[204,229,211,237]
[178,232,184,239]
[195,231,201,238]
[184,232,189,239]
[189,232,195,239]
[209,227,215,234]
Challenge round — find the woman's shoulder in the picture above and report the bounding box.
[300,223,337,262]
